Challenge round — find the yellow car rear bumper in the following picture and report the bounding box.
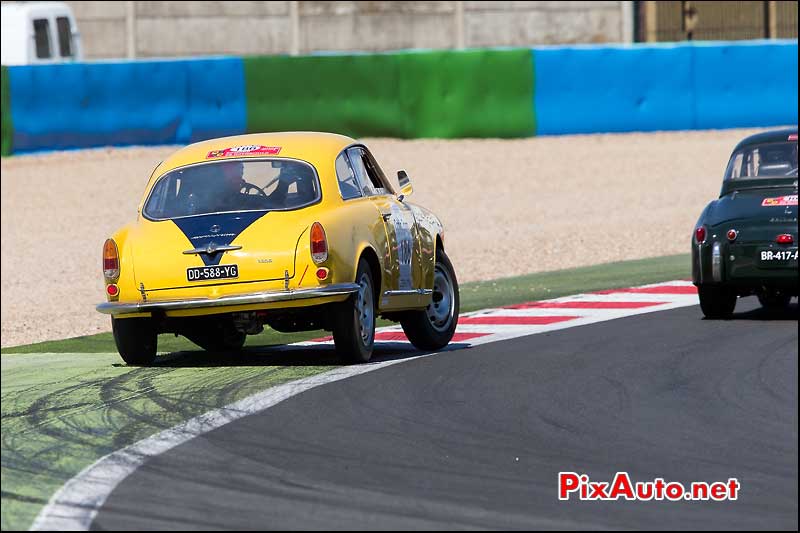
[97,283,359,316]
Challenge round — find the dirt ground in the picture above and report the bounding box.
[0,128,769,347]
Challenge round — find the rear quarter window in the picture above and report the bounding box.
[335,153,362,200]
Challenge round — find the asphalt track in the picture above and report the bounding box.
[92,299,798,530]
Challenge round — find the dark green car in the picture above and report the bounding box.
[692,128,798,318]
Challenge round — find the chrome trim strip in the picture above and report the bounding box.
[97,283,360,315]
[697,242,704,284]
[712,242,722,282]
[383,289,433,297]
[183,245,242,255]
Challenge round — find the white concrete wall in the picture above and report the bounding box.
[298,2,458,53]
[63,0,630,59]
[465,1,624,46]
[68,1,129,58]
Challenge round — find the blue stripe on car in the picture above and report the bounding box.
[172,212,267,266]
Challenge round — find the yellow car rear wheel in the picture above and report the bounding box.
[332,258,376,363]
[112,317,157,365]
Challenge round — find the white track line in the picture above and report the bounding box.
[31,281,699,531]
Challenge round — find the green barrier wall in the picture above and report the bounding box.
[244,49,535,139]
[1,66,11,156]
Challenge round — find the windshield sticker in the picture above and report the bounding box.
[207,145,282,158]
[762,195,798,207]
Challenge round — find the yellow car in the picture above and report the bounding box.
[97,132,459,365]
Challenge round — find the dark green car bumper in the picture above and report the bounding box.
[693,238,799,294]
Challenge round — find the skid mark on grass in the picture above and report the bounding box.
[1,349,337,531]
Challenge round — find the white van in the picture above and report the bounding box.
[1,1,82,65]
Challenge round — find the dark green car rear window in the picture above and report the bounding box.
[725,141,798,180]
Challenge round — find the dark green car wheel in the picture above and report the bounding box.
[698,285,737,319]
[757,292,792,310]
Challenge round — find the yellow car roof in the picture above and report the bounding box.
[156,131,357,176]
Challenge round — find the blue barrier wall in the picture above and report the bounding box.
[2,40,797,153]
[693,41,798,129]
[8,57,246,152]
[185,58,247,142]
[534,40,798,135]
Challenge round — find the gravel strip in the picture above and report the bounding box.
[0,128,768,346]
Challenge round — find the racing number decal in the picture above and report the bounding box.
[390,204,415,290]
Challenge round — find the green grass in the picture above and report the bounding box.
[0,328,322,355]
[0,254,689,530]
[459,253,690,311]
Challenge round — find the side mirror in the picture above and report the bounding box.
[397,170,413,201]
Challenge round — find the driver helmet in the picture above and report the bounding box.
[215,161,245,194]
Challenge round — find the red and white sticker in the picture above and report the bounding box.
[206,145,281,158]
[762,195,798,207]
[788,133,798,141]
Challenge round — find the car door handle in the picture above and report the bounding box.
[381,212,392,221]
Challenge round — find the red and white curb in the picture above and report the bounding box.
[31,280,698,531]
[299,280,699,349]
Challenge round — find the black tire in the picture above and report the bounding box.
[698,285,737,319]
[401,249,459,350]
[112,317,157,365]
[183,318,246,353]
[757,292,792,310]
[332,258,376,363]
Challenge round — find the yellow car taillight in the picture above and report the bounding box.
[103,239,120,281]
[310,222,328,264]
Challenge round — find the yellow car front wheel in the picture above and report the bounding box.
[401,249,459,351]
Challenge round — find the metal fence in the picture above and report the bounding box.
[636,1,798,42]
[776,0,799,38]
